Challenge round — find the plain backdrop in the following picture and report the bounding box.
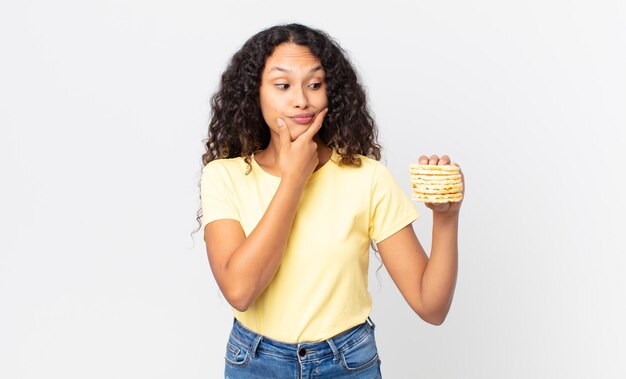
[2,0,625,378]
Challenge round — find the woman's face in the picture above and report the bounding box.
[259,43,328,142]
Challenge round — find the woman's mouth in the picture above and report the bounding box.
[289,114,314,125]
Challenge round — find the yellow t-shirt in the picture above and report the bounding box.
[201,149,419,343]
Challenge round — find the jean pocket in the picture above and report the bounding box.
[340,328,380,372]
[225,339,250,367]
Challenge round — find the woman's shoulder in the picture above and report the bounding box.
[336,152,385,171]
[358,154,383,167]
[332,153,390,183]
[202,156,249,176]
[349,154,401,184]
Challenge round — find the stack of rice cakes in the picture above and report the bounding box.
[410,164,463,203]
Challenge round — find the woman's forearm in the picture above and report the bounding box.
[419,212,459,324]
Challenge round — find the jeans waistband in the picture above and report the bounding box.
[229,317,376,363]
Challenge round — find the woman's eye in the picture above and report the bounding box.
[274,83,322,90]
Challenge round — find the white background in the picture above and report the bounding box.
[2,0,625,378]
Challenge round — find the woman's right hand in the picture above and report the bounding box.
[276,108,328,186]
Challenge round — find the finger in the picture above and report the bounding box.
[429,154,438,165]
[418,155,429,164]
[277,118,291,150]
[439,155,451,165]
[300,108,328,140]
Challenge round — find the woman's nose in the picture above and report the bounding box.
[292,87,309,109]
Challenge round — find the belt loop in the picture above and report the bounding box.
[325,337,340,364]
[367,316,376,329]
[250,335,263,359]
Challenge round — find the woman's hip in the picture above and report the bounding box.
[224,317,382,378]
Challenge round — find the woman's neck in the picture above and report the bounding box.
[254,135,333,175]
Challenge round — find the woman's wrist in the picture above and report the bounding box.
[279,174,308,193]
[432,210,460,225]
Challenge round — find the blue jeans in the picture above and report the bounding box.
[224,317,383,378]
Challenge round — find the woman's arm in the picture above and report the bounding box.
[204,176,306,312]
[203,111,327,312]
[376,154,463,325]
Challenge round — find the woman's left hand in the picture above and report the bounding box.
[418,154,464,214]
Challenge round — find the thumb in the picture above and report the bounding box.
[277,118,291,151]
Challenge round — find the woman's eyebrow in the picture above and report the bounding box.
[268,65,323,74]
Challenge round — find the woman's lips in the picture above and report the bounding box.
[289,115,314,124]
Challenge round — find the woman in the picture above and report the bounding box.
[197,23,463,378]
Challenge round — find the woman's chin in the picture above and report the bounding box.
[289,126,310,141]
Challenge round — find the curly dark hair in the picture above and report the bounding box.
[193,23,382,235]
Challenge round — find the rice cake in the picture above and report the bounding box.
[409,163,463,203]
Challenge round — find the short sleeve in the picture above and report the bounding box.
[369,163,420,244]
[200,161,241,233]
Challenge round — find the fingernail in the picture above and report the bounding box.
[276,118,285,127]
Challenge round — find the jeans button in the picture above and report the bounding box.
[298,348,306,357]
